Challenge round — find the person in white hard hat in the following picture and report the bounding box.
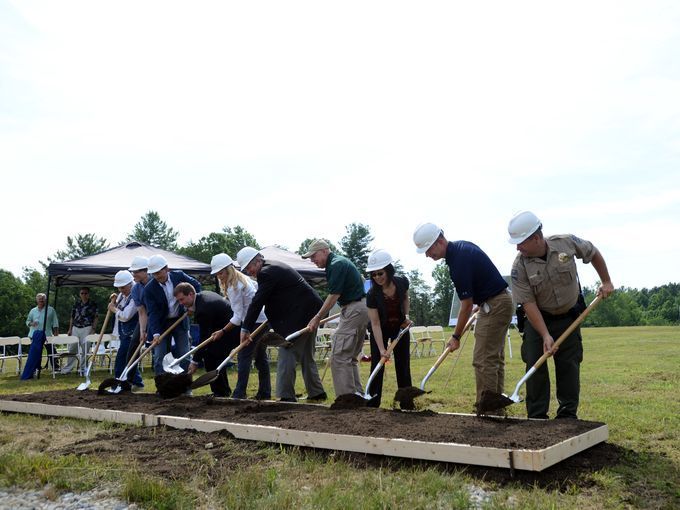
[303,239,369,399]
[211,253,271,400]
[508,211,614,419]
[116,255,151,389]
[61,287,98,375]
[238,247,326,403]
[109,270,143,389]
[413,223,513,412]
[144,254,202,377]
[365,249,413,408]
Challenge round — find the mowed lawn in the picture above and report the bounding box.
[0,326,677,509]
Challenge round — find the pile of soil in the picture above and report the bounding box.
[4,390,603,450]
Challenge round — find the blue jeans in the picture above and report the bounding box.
[232,335,271,399]
[152,321,190,376]
[114,331,143,386]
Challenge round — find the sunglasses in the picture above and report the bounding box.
[371,271,385,278]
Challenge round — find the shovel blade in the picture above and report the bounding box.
[190,370,219,390]
[76,380,91,391]
[162,352,184,374]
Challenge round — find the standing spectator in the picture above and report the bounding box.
[144,254,201,376]
[508,211,614,419]
[413,223,513,412]
[25,293,59,370]
[364,249,412,407]
[238,247,326,403]
[174,283,240,397]
[61,287,98,375]
[304,239,369,398]
[109,270,143,390]
[211,253,271,400]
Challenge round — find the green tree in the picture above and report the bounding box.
[0,270,35,336]
[431,262,454,326]
[180,227,260,264]
[406,269,434,326]
[127,211,179,250]
[338,223,373,272]
[46,233,109,265]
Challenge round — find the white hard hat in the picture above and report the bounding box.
[508,211,542,244]
[147,254,169,274]
[128,256,149,272]
[413,223,442,254]
[366,249,393,272]
[210,253,234,275]
[236,247,260,270]
[113,270,134,288]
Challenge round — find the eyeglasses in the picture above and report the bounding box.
[371,271,385,278]
[80,292,89,295]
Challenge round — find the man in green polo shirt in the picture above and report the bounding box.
[304,239,368,397]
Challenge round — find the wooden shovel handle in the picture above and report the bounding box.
[532,295,602,371]
[377,324,412,367]
[135,311,190,366]
[85,294,117,366]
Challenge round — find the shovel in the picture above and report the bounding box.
[394,312,477,410]
[76,294,117,391]
[419,312,478,391]
[98,312,188,394]
[163,333,218,374]
[477,295,602,414]
[361,324,412,401]
[190,320,269,390]
[284,313,341,342]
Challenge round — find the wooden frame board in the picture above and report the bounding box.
[0,399,607,472]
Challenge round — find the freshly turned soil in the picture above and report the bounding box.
[3,390,604,450]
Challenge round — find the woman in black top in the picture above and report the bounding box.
[365,249,412,407]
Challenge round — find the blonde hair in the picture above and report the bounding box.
[217,264,250,296]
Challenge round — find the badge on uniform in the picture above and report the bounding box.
[558,252,569,263]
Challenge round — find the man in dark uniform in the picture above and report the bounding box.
[414,223,514,411]
[174,283,240,397]
[238,247,326,403]
[508,211,614,419]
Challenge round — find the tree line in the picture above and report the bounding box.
[1,211,678,337]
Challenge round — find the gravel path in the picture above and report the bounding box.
[0,485,137,510]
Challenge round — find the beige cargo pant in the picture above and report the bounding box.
[330,299,369,396]
[472,290,513,404]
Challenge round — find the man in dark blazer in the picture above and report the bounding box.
[238,247,326,402]
[145,254,202,376]
[174,283,240,397]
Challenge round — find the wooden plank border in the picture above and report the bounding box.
[0,399,607,472]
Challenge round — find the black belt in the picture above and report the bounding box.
[540,310,574,321]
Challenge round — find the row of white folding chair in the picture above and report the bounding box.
[0,336,32,374]
[45,334,118,378]
[409,325,449,357]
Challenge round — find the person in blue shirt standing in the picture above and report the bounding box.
[144,254,201,377]
[414,223,513,412]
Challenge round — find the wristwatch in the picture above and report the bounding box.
[452,333,461,341]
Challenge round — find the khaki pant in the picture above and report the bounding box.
[330,299,369,396]
[62,325,93,374]
[472,290,513,404]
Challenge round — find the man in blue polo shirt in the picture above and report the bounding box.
[304,239,368,397]
[414,223,513,412]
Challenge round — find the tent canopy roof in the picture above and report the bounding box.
[47,241,325,287]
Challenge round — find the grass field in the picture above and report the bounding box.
[0,326,678,509]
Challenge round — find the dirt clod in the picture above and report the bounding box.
[155,373,192,399]
[329,393,367,410]
[393,386,428,410]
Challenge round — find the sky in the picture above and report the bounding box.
[1,1,679,291]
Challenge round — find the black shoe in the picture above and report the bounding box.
[254,393,270,400]
[307,392,327,402]
[280,397,297,403]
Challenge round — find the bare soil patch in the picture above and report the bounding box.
[4,390,603,450]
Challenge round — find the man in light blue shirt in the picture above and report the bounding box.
[25,293,59,370]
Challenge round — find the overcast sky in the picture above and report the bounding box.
[1,1,679,291]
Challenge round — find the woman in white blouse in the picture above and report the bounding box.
[109,270,143,388]
[211,253,270,399]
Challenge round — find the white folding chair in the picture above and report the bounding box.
[315,327,334,361]
[408,326,429,357]
[45,335,81,378]
[0,337,21,374]
[85,334,116,373]
[425,325,447,355]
